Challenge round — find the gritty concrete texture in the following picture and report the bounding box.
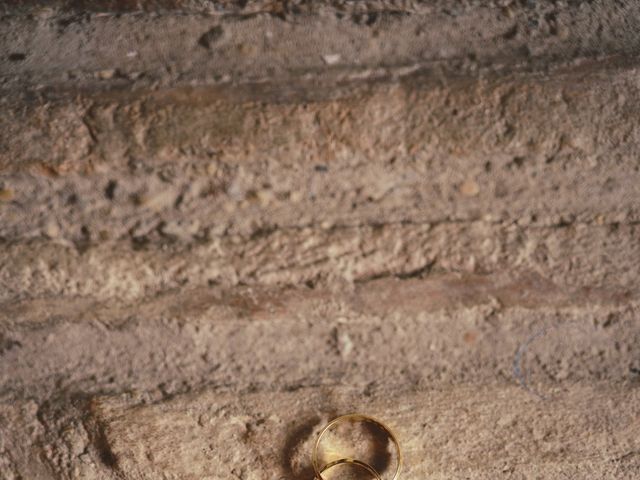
[2,278,640,478]
[4,0,640,94]
[1,1,640,479]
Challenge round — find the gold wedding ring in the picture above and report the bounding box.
[312,414,402,480]
[320,458,383,479]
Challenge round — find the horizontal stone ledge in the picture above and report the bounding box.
[2,276,638,403]
[1,146,639,245]
[1,63,639,249]
[3,57,640,171]
[0,217,638,303]
[4,383,638,480]
[85,384,640,479]
[1,272,635,330]
[3,0,640,93]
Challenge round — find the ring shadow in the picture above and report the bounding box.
[281,414,322,480]
[281,414,393,480]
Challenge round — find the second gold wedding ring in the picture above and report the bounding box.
[320,458,382,479]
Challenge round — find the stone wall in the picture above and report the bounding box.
[1,1,639,479]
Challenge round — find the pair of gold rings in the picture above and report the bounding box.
[312,414,402,479]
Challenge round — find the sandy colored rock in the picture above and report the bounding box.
[1,1,640,479]
[49,385,640,479]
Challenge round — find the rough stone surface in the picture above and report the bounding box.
[1,1,640,479]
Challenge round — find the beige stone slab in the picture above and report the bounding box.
[92,384,640,480]
[1,219,639,303]
[2,69,640,243]
[2,275,637,404]
[3,0,640,95]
